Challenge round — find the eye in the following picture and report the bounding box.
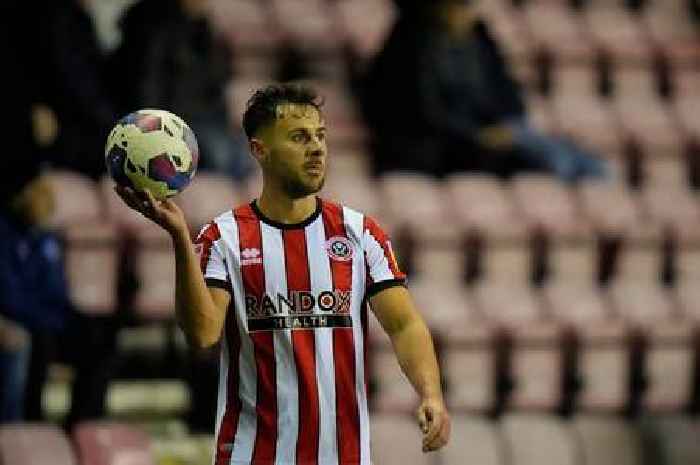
[292,133,307,143]
[317,132,326,142]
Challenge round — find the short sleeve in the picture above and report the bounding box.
[194,222,230,291]
[362,216,407,297]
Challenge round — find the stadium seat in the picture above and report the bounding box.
[47,170,103,228]
[409,279,470,336]
[334,0,397,63]
[322,176,381,218]
[73,421,155,465]
[584,2,652,64]
[64,223,119,315]
[380,172,458,243]
[523,2,593,62]
[643,1,700,66]
[442,315,497,413]
[270,0,342,53]
[572,414,643,465]
[577,180,647,238]
[511,175,591,240]
[480,3,532,60]
[370,414,433,465]
[100,177,153,234]
[371,343,420,412]
[551,91,622,153]
[435,414,504,465]
[544,283,629,411]
[641,185,700,243]
[131,224,176,320]
[644,156,688,189]
[609,283,694,411]
[208,0,279,55]
[176,172,239,233]
[473,283,562,410]
[500,414,577,465]
[0,423,77,465]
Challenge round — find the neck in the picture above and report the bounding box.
[256,183,318,225]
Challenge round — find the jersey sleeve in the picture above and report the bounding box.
[194,221,230,291]
[362,216,407,297]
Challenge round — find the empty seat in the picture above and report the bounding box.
[544,284,629,411]
[551,93,621,153]
[523,2,593,62]
[473,284,561,410]
[501,414,577,465]
[0,424,77,465]
[577,180,648,238]
[643,1,700,65]
[644,156,688,189]
[177,172,238,232]
[436,415,504,465]
[208,0,279,53]
[64,223,119,315]
[100,177,153,234]
[642,186,700,243]
[511,175,590,240]
[409,279,470,336]
[371,413,432,465]
[609,283,694,410]
[322,177,381,218]
[335,0,396,62]
[73,421,155,465]
[380,173,458,243]
[584,3,651,63]
[132,225,176,320]
[270,0,341,53]
[47,170,103,228]
[572,414,643,465]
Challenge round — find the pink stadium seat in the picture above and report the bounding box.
[208,0,279,53]
[641,186,700,243]
[673,93,700,140]
[643,1,700,65]
[64,223,119,315]
[644,156,688,189]
[577,180,647,238]
[371,343,420,412]
[672,68,700,99]
[445,174,525,241]
[500,414,577,465]
[543,284,629,411]
[176,172,238,233]
[573,415,643,465]
[584,3,652,63]
[334,0,397,63]
[270,0,341,53]
[411,248,465,287]
[511,175,591,240]
[548,241,598,287]
[409,279,470,337]
[322,177,381,218]
[370,414,432,465]
[473,284,561,410]
[523,2,593,62]
[436,415,504,465]
[443,316,496,412]
[132,224,176,320]
[551,93,622,153]
[380,173,458,243]
[73,422,155,465]
[47,170,103,228]
[0,423,77,465]
[100,177,153,234]
[609,283,694,411]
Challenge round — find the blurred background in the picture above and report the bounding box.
[2,0,700,464]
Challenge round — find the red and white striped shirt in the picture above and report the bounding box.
[195,197,405,465]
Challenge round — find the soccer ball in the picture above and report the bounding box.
[105,109,199,200]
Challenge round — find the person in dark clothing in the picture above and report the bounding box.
[361,0,608,181]
[112,0,253,181]
[0,166,117,426]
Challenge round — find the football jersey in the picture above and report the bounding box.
[195,197,406,465]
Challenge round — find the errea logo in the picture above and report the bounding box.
[241,247,262,266]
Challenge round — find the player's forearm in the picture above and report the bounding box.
[172,229,221,349]
[389,318,444,400]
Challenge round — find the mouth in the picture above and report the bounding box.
[304,163,324,174]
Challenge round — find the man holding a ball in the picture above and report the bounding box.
[116,83,450,464]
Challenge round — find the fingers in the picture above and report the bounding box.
[115,185,145,212]
[420,405,450,453]
[417,406,428,435]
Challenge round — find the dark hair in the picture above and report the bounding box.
[242,83,324,139]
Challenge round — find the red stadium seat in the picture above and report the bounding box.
[572,415,644,465]
[436,415,504,465]
[73,422,155,465]
[47,170,103,228]
[523,2,594,62]
[543,283,629,411]
[64,223,119,315]
[370,414,432,465]
[511,175,591,240]
[609,283,694,411]
[176,172,239,233]
[380,173,458,243]
[500,414,577,465]
[0,423,77,465]
[473,283,561,410]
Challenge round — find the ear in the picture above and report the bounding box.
[249,138,268,163]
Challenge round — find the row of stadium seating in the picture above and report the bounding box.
[207,0,699,71]
[4,413,699,465]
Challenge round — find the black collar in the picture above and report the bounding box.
[250,197,322,230]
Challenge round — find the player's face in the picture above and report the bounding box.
[258,104,327,199]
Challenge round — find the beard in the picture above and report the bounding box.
[282,171,326,199]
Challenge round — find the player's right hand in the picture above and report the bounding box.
[115,185,189,239]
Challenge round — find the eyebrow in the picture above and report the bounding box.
[287,126,326,135]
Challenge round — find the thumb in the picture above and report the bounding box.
[417,405,428,434]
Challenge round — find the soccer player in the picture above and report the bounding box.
[116,83,450,464]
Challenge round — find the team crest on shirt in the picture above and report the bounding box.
[325,236,354,262]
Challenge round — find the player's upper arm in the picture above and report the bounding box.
[363,215,406,297]
[370,285,423,337]
[208,286,231,314]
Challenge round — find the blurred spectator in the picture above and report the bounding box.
[0,316,31,422]
[112,0,254,181]
[0,166,117,426]
[41,0,118,180]
[362,0,608,182]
